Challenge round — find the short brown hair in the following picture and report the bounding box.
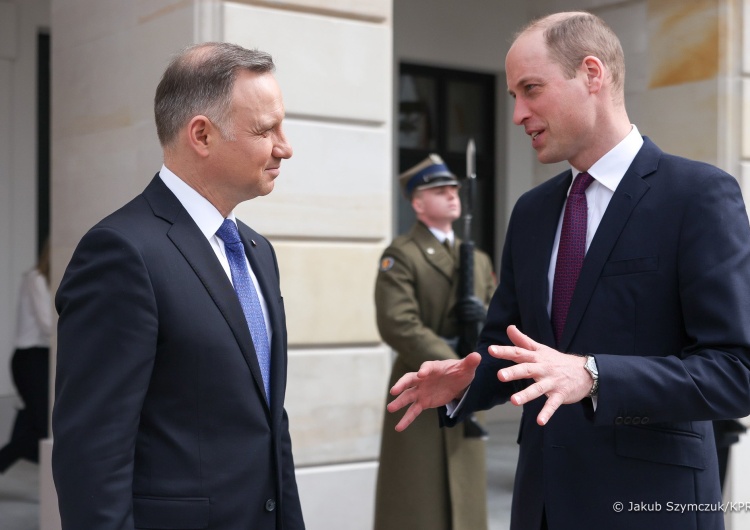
[154,42,275,147]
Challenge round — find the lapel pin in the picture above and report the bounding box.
[426,247,435,255]
[251,240,257,247]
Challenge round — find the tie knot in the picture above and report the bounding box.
[216,219,241,245]
[571,172,594,195]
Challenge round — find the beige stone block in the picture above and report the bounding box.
[0,2,17,59]
[135,0,192,25]
[234,119,391,240]
[270,241,384,345]
[223,3,391,123]
[743,80,750,160]
[229,0,389,21]
[296,461,378,530]
[52,35,136,139]
[286,346,390,465]
[647,0,720,88]
[631,79,718,165]
[596,1,648,95]
[740,163,750,219]
[51,126,152,247]
[131,5,195,125]
[51,0,136,50]
[40,439,62,530]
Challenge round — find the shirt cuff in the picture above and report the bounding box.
[445,385,471,418]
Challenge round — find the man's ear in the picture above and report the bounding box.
[411,194,424,215]
[186,115,212,158]
[582,55,605,95]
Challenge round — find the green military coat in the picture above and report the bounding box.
[373,221,496,530]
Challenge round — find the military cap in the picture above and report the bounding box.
[399,154,460,199]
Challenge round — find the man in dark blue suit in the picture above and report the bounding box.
[53,43,305,529]
[388,12,750,530]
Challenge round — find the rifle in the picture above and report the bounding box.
[458,139,488,440]
[457,138,482,358]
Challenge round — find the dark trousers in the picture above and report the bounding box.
[0,347,49,472]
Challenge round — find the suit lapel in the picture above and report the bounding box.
[143,177,271,415]
[411,222,455,281]
[558,140,659,351]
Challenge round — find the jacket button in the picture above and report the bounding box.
[615,416,623,425]
[632,417,641,425]
[641,417,649,424]
[624,417,632,425]
[265,499,276,512]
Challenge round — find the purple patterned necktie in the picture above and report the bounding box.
[216,219,271,403]
[551,172,594,345]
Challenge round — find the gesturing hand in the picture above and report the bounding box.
[387,352,482,432]
[489,325,593,426]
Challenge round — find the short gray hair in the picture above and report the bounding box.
[154,42,275,146]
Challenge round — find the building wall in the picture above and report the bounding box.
[0,0,50,398]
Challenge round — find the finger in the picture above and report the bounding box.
[390,371,420,396]
[394,402,423,432]
[507,378,547,406]
[497,362,535,384]
[506,325,540,350]
[536,393,564,426]
[416,359,439,378]
[387,387,415,413]
[462,351,482,371]
[488,344,533,362]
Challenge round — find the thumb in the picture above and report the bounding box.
[463,351,482,370]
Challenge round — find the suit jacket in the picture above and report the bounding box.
[53,175,304,530]
[445,138,750,530]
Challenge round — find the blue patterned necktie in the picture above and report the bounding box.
[216,219,271,403]
[551,172,594,345]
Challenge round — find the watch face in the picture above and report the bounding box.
[586,356,598,377]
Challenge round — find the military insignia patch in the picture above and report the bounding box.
[380,257,395,271]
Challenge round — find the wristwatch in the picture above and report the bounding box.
[583,355,599,397]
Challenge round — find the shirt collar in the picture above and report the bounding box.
[571,125,644,193]
[427,226,454,245]
[158,164,235,239]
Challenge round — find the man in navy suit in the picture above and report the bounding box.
[53,43,305,529]
[388,12,750,530]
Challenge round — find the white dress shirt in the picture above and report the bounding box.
[428,226,455,247]
[546,125,644,314]
[159,165,272,341]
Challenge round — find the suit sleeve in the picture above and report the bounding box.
[53,226,158,529]
[594,169,750,424]
[279,409,305,529]
[443,216,525,427]
[374,246,457,372]
[265,241,305,529]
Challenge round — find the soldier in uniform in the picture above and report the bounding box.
[373,154,496,530]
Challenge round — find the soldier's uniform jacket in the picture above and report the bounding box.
[373,221,496,530]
